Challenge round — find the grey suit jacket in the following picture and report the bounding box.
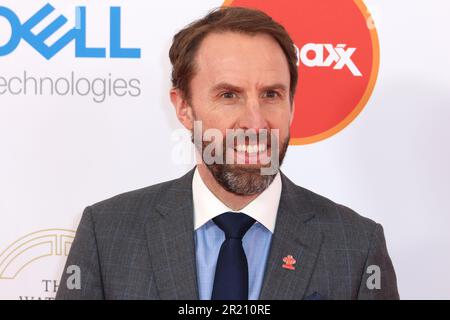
[56,168,399,300]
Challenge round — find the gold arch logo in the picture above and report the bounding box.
[0,229,75,280]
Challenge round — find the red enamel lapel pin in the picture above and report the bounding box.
[282,255,296,270]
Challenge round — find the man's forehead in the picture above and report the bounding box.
[194,31,290,85]
[196,31,284,63]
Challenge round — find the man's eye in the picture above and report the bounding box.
[221,92,237,99]
[263,91,280,99]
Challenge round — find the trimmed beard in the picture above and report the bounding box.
[193,131,290,196]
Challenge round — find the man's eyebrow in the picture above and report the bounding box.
[210,82,244,94]
[210,82,288,93]
[260,83,288,92]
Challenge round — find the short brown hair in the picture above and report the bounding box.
[169,6,298,103]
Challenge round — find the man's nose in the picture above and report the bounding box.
[237,97,269,132]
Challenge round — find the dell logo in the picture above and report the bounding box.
[0,3,141,59]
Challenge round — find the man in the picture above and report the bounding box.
[56,7,399,300]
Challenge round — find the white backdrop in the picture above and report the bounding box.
[0,0,449,299]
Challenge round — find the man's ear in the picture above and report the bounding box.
[289,101,296,127]
[170,88,195,130]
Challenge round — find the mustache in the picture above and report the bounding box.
[194,130,277,149]
[225,133,273,148]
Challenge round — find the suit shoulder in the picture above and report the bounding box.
[86,175,182,221]
[293,184,380,251]
[291,182,379,234]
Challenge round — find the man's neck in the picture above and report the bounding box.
[197,163,259,211]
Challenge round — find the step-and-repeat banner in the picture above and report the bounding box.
[1,0,449,299]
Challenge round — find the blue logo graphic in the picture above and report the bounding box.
[0,3,141,59]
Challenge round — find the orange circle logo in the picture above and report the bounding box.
[224,0,380,145]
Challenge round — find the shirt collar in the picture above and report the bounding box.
[192,167,282,233]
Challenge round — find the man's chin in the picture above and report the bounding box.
[206,163,277,196]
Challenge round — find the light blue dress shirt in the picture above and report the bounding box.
[192,168,281,300]
[194,219,273,300]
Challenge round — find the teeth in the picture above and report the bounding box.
[235,144,268,153]
[259,143,266,152]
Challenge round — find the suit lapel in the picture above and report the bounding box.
[259,172,324,300]
[144,168,199,299]
[144,168,323,300]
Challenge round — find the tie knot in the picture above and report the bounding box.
[213,212,255,240]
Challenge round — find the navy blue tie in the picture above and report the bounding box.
[211,212,256,300]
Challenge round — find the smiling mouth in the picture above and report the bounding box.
[234,143,267,154]
[229,143,272,165]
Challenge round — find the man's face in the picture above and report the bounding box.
[186,31,294,195]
